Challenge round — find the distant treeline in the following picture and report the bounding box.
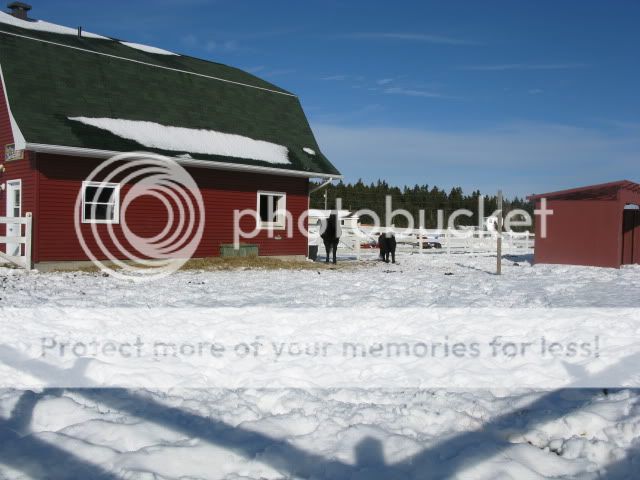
[310,179,535,230]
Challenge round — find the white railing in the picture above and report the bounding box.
[310,225,363,260]
[312,225,534,258]
[442,229,534,255]
[338,226,363,259]
[0,212,33,270]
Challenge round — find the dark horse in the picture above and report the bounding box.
[320,213,340,264]
[378,232,397,264]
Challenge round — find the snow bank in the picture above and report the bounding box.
[0,11,108,39]
[120,41,178,56]
[68,117,291,164]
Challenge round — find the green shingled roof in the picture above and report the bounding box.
[0,18,340,177]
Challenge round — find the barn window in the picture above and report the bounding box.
[82,181,120,224]
[257,191,286,229]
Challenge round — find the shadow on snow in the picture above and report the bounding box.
[0,346,638,479]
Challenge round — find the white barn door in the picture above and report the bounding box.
[5,179,21,257]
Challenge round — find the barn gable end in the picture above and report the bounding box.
[0,9,339,267]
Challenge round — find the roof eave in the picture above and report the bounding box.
[527,180,636,201]
[26,143,343,180]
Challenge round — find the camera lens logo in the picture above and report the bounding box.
[74,152,205,282]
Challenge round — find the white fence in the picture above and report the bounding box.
[0,212,32,270]
[440,229,534,255]
[312,225,534,259]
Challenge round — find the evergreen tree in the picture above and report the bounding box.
[310,181,535,231]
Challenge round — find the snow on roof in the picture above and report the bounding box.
[120,41,178,56]
[69,117,291,165]
[1,12,177,55]
[0,11,108,39]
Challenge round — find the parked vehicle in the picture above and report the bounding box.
[415,235,442,249]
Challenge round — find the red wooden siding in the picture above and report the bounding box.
[0,77,37,250]
[534,200,622,268]
[33,154,309,263]
[530,181,640,268]
[0,73,11,149]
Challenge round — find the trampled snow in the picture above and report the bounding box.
[1,253,639,478]
[120,41,179,56]
[69,117,292,164]
[0,11,108,39]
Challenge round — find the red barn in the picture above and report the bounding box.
[0,5,340,270]
[528,181,640,268]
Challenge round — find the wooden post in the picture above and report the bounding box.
[24,212,32,271]
[496,191,503,275]
[470,229,475,255]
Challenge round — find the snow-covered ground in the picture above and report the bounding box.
[1,252,639,479]
[3,252,640,308]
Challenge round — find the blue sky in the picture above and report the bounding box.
[31,0,640,197]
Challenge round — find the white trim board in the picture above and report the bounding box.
[26,143,343,180]
[0,63,26,150]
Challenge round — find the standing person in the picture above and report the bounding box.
[321,213,340,264]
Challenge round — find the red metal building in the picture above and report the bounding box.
[0,7,340,268]
[529,181,640,268]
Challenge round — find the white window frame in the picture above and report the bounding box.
[81,181,120,224]
[257,191,287,230]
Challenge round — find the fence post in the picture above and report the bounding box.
[496,190,503,275]
[24,212,32,271]
[471,230,476,255]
